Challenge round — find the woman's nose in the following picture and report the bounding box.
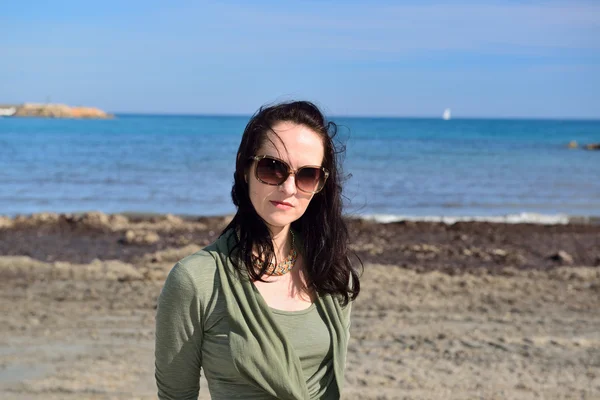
[279,174,297,195]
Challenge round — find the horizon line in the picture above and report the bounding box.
[110,111,600,122]
[2,103,598,121]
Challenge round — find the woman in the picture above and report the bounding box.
[155,101,361,399]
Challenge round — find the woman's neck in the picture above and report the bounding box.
[269,225,292,261]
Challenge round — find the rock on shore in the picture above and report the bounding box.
[585,143,600,150]
[7,103,113,119]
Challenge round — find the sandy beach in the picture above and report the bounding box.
[0,212,599,399]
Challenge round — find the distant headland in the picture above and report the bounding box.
[0,103,113,119]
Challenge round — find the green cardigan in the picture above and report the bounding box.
[155,229,352,399]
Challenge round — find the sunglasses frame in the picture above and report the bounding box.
[249,155,330,194]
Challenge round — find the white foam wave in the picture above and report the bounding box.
[358,212,574,225]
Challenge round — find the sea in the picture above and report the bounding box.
[1,115,599,224]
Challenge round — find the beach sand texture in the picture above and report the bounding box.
[0,213,599,399]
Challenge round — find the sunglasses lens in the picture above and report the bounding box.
[297,167,325,193]
[256,157,288,185]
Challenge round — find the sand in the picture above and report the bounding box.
[0,213,599,399]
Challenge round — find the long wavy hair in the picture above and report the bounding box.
[221,100,361,305]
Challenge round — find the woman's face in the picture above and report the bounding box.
[248,121,325,233]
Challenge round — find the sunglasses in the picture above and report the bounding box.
[249,155,329,194]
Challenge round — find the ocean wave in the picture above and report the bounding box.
[355,212,599,225]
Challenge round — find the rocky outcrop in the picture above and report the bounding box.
[11,103,113,119]
[566,142,600,151]
[584,143,600,150]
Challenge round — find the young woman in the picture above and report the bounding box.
[155,101,361,399]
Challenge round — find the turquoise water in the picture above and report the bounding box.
[1,115,599,219]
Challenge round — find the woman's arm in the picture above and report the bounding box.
[155,262,204,400]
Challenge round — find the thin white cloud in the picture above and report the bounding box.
[181,1,600,53]
[3,1,598,57]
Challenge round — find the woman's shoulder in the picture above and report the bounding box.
[177,248,218,273]
[162,248,219,298]
[169,229,237,284]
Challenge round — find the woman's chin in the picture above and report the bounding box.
[261,213,299,230]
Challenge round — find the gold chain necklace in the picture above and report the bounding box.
[252,231,298,276]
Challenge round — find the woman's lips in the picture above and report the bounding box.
[270,200,293,210]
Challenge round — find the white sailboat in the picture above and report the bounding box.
[442,108,451,120]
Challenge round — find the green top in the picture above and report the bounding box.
[155,230,352,400]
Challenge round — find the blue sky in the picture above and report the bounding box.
[1,1,599,118]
